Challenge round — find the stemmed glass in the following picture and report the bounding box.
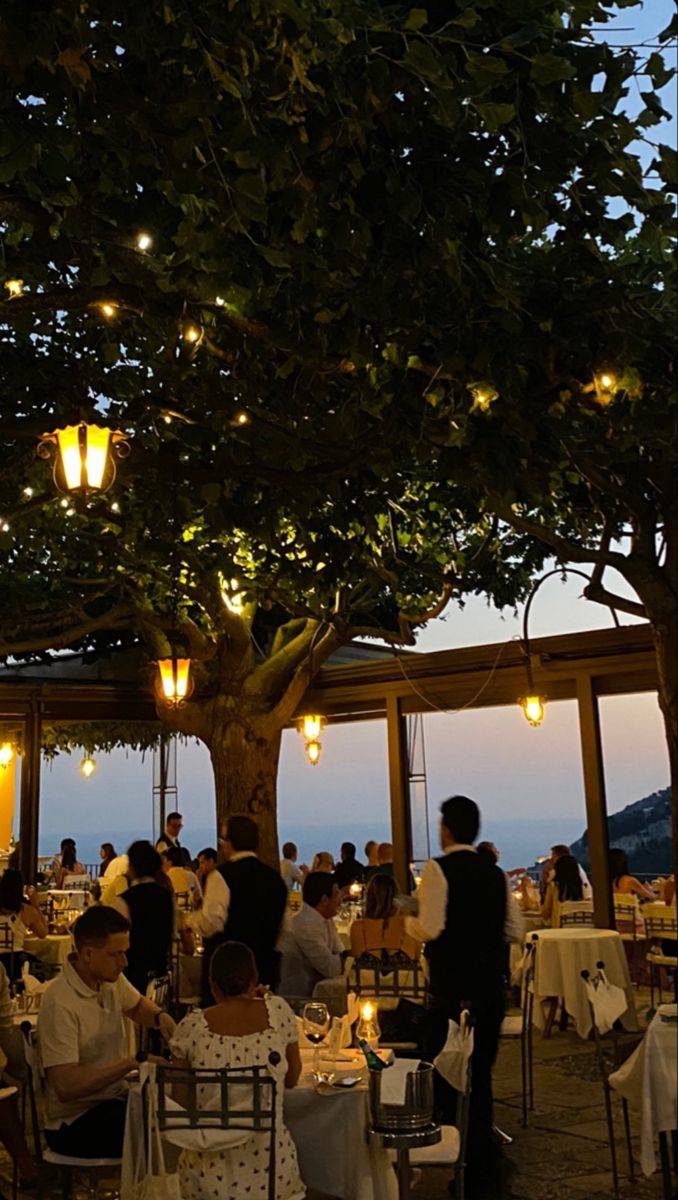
[303,1001,330,1078]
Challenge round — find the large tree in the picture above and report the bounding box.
[0,0,674,859]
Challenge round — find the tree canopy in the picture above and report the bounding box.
[0,1,675,849]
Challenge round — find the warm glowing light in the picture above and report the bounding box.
[235,412,250,426]
[305,739,322,766]
[0,743,14,769]
[39,423,128,495]
[220,576,245,615]
[5,279,24,298]
[599,374,614,389]
[361,1001,375,1021]
[521,695,545,727]
[593,371,618,406]
[349,882,362,898]
[300,714,325,741]
[469,382,499,413]
[157,657,192,705]
[23,487,33,498]
[215,296,225,306]
[99,302,117,318]
[80,757,96,778]
[136,232,152,252]
[1,521,9,533]
[356,999,380,1048]
[110,501,120,512]
[183,325,201,343]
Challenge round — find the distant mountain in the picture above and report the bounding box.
[571,787,672,875]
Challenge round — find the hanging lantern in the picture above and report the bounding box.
[520,695,546,727]
[298,714,325,741]
[0,742,14,769]
[80,756,96,778]
[157,657,193,706]
[305,739,322,766]
[38,422,129,496]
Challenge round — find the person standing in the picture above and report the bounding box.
[156,812,191,866]
[215,817,287,995]
[110,841,174,993]
[334,842,365,890]
[408,795,523,1198]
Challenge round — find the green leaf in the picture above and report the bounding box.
[404,9,429,31]
[475,102,515,131]
[530,53,576,85]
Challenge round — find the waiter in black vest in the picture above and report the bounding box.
[408,795,523,1198]
[213,815,287,993]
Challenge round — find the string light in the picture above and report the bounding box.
[220,575,246,615]
[110,501,120,512]
[80,756,96,778]
[4,279,24,298]
[99,302,117,318]
[592,370,618,406]
[136,232,152,252]
[183,325,201,343]
[0,743,14,769]
[299,714,325,741]
[305,739,322,766]
[1,521,10,533]
[65,507,75,517]
[469,382,499,413]
[23,487,34,498]
[235,412,250,426]
[215,296,225,306]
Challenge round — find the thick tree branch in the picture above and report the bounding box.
[582,580,647,620]
[272,624,342,725]
[247,618,320,703]
[0,604,136,656]
[492,501,625,570]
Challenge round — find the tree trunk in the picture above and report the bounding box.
[650,612,678,884]
[207,714,283,869]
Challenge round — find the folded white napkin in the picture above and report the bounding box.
[21,964,48,996]
[379,1059,417,1106]
[433,1015,474,1093]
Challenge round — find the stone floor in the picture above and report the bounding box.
[2,989,671,1200]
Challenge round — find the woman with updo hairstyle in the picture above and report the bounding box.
[350,874,421,965]
[169,942,304,1200]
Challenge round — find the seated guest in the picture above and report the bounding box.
[374,842,394,877]
[350,875,421,963]
[280,842,306,891]
[36,906,175,1158]
[169,941,303,1200]
[101,849,129,883]
[185,847,229,941]
[110,841,174,992]
[161,846,201,907]
[334,842,365,890]
[278,871,344,998]
[311,851,335,873]
[541,854,585,927]
[0,869,48,980]
[544,843,592,901]
[609,848,654,901]
[47,838,75,884]
[99,843,117,877]
[364,840,380,881]
[1,964,36,1188]
[57,842,88,888]
[665,875,675,906]
[215,817,288,997]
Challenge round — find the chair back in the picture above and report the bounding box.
[63,876,91,892]
[613,895,641,942]
[559,901,594,928]
[642,904,677,947]
[0,918,16,951]
[154,1063,278,1200]
[349,954,427,1003]
[175,891,192,913]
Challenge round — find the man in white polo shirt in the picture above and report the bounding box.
[37,905,175,1158]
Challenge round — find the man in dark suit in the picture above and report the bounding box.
[215,815,288,991]
[408,795,523,1199]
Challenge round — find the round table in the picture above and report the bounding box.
[527,927,637,1038]
[24,934,72,968]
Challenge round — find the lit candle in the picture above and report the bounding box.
[349,882,361,898]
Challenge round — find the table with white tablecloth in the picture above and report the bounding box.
[610,1007,678,1177]
[24,934,72,968]
[527,927,637,1038]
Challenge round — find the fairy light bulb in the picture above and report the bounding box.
[235,412,250,426]
[521,695,546,727]
[5,279,24,298]
[305,739,322,766]
[136,232,152,252]
[80,756,96,778]
[100,302,117,318]
[184,325,201,343]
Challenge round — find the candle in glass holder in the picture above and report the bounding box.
[356,1000,380,1050]
[349,882,362,899]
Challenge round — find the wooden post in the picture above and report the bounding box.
[576,675,613,929]
[386,694,412,893]
[19,696,42,884]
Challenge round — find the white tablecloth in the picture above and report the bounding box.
[24,935,72,967]
[528,928,637,1038]
[610,1008,678,1176]
[285,1049,397,1200]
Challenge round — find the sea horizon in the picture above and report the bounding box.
[38,816,585,874]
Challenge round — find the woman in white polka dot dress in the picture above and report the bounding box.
[169,942,305,1200]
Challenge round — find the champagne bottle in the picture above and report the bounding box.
[358,1038,388,1070]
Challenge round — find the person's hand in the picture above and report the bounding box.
[157,1012,177,1042]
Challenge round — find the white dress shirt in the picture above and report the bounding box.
[406,845,524,945]
[278,903,343,997]
[280,858,303,890]
[186,868,230,938]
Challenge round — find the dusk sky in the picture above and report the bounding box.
[14,2,676,863]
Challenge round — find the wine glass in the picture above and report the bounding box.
[303,1001,330,1077]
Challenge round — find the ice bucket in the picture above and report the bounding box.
[368,1061,435,1131]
